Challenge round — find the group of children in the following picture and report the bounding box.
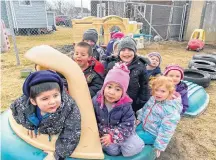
[10,29,189,159]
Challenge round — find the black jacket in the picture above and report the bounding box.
[84,62,104,98]
[107,56,150,112]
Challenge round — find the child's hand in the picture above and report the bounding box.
[27,129,40,138]
[155,149,161,158]
[100,134,112,146]
[136,120,141,125]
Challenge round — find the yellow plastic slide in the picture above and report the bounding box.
[9,45,104,159]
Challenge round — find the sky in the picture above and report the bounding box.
[74,0,91,9]
[47,0,91,9]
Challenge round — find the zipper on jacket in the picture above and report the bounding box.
[143,100,156,129]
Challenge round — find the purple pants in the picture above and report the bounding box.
[103,133,144,157]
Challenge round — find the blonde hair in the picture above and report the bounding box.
[151,76,175,96]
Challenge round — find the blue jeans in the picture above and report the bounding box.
[103,133,144,157]
[136,124,156,144]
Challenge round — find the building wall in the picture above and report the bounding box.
[184,1,204,40]
[1,1,9,28]
[202,1,216,42]
[12,0,47,28]
[184,1,216,43]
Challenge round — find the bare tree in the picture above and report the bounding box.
[45,0,54,11]
[50,0,75,16]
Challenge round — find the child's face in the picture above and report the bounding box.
[153,85,170,101]
[73,46,90,69]
[119,48,135,63]
[84,40,95,47]
[104,82,123,103]
[166,70,181,85]
[149,56,160,67]
[30,88,61,114]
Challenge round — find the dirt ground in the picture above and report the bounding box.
[1,37,216,160]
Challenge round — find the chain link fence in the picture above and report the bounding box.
[1,0,188,65]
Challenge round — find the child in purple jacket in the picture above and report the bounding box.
[164,64,189,114]
[92,63,144,157]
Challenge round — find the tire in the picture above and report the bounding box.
[188,59,216,68]
[193,53,216,64]
[191,65,216,80]
[183,69,211,88]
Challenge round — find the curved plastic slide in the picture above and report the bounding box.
[183,80,210,117]
[9,45,104,159]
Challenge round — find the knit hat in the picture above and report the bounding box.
[83,29,98,44]
[147,52,162,65]
[23,70,63,97]
[101,63,130,101]
[112,32,125,39]
[164,64,184,80]
[118,36,137,54]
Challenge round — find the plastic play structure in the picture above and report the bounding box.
[1,45,156,160]
[1,19,10,53]
[72,15,143,45]
[186,29,205,52]
[183,80,209,117]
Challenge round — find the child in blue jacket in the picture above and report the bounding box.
[136,76,182,158]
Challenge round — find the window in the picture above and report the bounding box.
[19,0,31,6]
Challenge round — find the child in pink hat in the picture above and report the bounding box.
[92,63,144,157]
[164,64,189,114]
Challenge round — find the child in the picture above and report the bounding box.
[107,36,150,113]
[105,32,124,56]
[103,40,120,70]
[10,70,81,160]
[164,64,189,114]
[136,76,182,158]
[92,63,144,157]
[146,52,162,80]
[73,42,104,98]
[83,29,106,61]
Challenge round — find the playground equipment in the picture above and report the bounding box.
[183,80,209,117]
[1,45,156,160]
[186,29,205,52]
[1,20,10,53]
[133,34,153,49]
[72,15,142,45]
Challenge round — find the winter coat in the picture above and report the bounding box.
[92,45,106,61]
[89,57,105,77]
[92,92,135,144]
[176,81,189,114]
[105,39,116,56]
[147,67,162,81]
[10,91,81,160]
[103,55,118,71]
[84,60,104,98]
[107,56,150,112]
[137,96,182,151]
